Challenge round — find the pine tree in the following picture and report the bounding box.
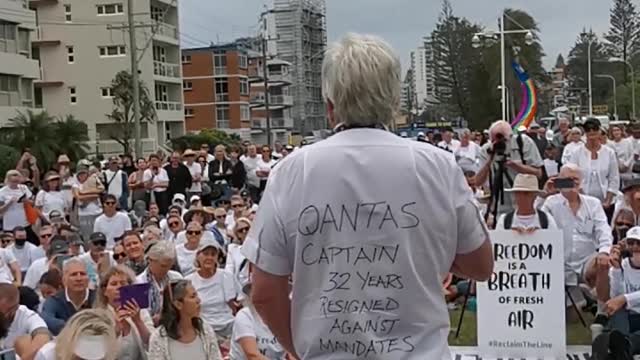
[555,54,565,68]
[605,0,640,81]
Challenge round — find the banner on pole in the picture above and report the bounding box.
[477,230,566,359]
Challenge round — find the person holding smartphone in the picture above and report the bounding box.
[0,170,37,246]
[143,154,169,215]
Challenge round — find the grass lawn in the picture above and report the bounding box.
[447,308,593,346]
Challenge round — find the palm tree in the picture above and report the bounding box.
[54,115,90,162]
[7,110,59,170]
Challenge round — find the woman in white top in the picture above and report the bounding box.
[561,127,584,165]
[567,118,620,207]
[454,129,481,165]
[35,308,118,360]
[72,166,103,241]
[230,274,287,360]
[95,265,152,360]
[35,172,68,222]
[0,170,32,234]
[148,279,222,360]
[176,221,203,276]
[226,218,252,300]
[185,238,236,340]
[607,124,635,175]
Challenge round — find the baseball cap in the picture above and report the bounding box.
[197,237,223,253]
[626,226,640,241]
[89,232,107,244]
[173,193,186,203]
[190,195,201,203]
[48,238,69,256]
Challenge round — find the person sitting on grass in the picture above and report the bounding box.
[592,226,640,359]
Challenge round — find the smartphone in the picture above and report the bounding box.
[55,255,71,270]
[554,178,575,189]
[17,194,26,203]
[119,283,150,309]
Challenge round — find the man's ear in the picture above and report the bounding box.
[326,100,336,128]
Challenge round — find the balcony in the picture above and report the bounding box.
[251,117,293,129]
[28,0,57,6]
[270,94,293,107]
[153,61,181,83]
[153,22,179,44]
[88,138,156,156]
[268,72,292,85]
[214,67,227,76]
[32,26,61,47]
[155,100,182,112]
[248,67,263,82]
[34,67,62,87]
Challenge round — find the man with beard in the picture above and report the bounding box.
[0,283,49,358]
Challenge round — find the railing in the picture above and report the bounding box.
[216,120,230,129]
[155,101,182,111]
[268,73,292,84]
[270,95,293,106]
[153,61,180,78]
[214,66,227,76]
[271,117,286,128]
[252,119,266,128]
[215,93,229,102]
[250,93,265,104]
[154,22,178,40]
[248,67,263,79]
[251,118,291,129]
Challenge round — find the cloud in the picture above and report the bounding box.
[180,0,613,70]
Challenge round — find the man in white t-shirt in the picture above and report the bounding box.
[183,149,203,197]
[0,170,32,237]
[437,127,461,152]
[496,174,557,231]
[93,194,132,249]
[0,284,49,358]
[102,157,129,210]
[242,34,493,360]
[7,227,43,276]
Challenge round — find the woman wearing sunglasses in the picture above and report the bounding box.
[185,238,236,342]
[176,222,204,276]
[149,278,222,360]
[226,218,252,301]
[112,243,127,265]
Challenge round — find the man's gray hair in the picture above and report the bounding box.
[145,240,176,261]
[322,33,401,127]
[461,128,472,137]
[62,257,86,274]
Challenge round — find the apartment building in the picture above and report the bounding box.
[182,44,252,135]
[30,0,184,156]
[0,0,40,124]
[248,52,294,145]
[410,36,438,112]
[182,42,293,145]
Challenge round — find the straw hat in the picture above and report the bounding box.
[504,174,540,193]
[183,149,197,157]
[57,155,70,163]
[183,206,215,224]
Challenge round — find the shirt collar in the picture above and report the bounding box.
[65,288,90,308]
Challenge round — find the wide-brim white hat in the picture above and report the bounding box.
[504,174,541,193]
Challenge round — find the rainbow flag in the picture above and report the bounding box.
[510,61,538,130]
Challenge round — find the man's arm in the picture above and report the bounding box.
[40,299,65,336]
[251,267,297,358]
[16,328,49,360]
[10,261,22,286]
[451,239,494,281]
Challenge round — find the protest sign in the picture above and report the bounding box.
[477,230,566,359]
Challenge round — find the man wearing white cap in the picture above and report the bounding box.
[183,149,203,199]
[496,174,557,231]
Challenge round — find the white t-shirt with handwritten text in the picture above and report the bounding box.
[229,307,285,360]
[242,128,489,360]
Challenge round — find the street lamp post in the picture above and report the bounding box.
[472,11,534,123]
[595,74,617,119]
[609,57,636,119]
[588,40,593,116]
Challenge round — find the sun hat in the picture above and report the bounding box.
[183,149,196,157]
[57,155,70,163]
[44,172,61,182]
[196,237,223,253]
[504,174,541,193]
[172,193,186,203]
[625,226,640,242]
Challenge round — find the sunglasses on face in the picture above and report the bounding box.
[617,223,634,228]
[104,201,116,206]
[237,227,249,234]
[219,201,230,206]
[215,215,225,220]
[187,230,202,236]
[1,239,11,245]
[40,233,53,239]
[232,204,244,209]
[169,221,180,227]
[113,252,126,260]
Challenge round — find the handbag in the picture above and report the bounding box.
[24,200,40,225]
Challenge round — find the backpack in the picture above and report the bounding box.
[503,210,549,229]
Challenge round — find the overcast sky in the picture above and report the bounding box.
[179,0,613,70]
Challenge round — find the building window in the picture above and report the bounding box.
[215,78,228,102]
[183,81,192,91]
[216,105,230,128]
[97,3,124,15]
[64,4,72,22]
[67,46,74,63]
[101,87,113,98]
[184,108,194,117]
[69,87,77,104]
[239,78,249,95]
[181,54,191,64]
[150,6,164,22]
[240,104,250,121]
[214,54,227,75]
[99,45,126,57]
[0,74,19,92]
[238,54,248,69]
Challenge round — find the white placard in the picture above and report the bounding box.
[543,159,559,177]
[477,230,566,359]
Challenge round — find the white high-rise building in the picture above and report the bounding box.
[262,0,327,134]
[409,36,438,112]
[0,0,40,124]
[31,0,184,156]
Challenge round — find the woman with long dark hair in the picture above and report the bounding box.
[148,279,222,359]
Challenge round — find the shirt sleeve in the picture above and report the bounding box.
[232,309,256,341]
[142,170,151,182]
[34,191,44,207]
[607,149,621,195]
[23,263,40,289]
[3,249,17,265]
[610,267,625,298]
[241,172,292,276]
[592,201,613,254]
[524,136,543,167]
[452,162,490,254]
